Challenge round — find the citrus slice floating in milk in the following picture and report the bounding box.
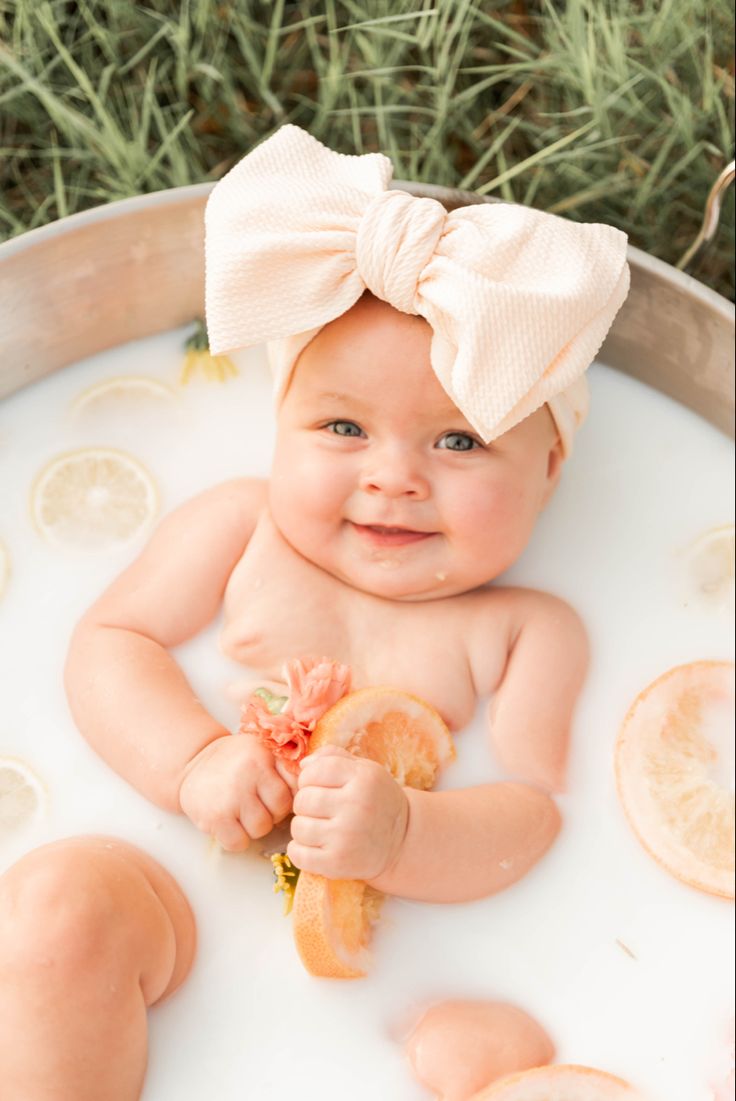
[683,523,735,613]
[616,661,735,899]
[470,1064,645,1099]
[291,687,455,978]
[70,374,179,418]
[0,757,45,835]
[30,448,159,550]
[0,539,9,599]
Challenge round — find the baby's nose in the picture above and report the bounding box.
[359,447,430,499]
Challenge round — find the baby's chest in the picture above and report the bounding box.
[220,532,491,731]
[353,629,481,731]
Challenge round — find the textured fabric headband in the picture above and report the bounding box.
[205,124,630,451]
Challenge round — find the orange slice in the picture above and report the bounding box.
[615,661,735,899]
[470,1064,644,1100]
[291,687,455,978]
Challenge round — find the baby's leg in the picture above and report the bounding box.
[0,836,196,1101]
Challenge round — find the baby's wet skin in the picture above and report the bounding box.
[404,999,554,1100]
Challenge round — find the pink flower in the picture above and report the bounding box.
[239,694,311,767]
[239,657,352,770]
[284,656,352,727]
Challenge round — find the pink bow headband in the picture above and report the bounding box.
[205,124,630,453]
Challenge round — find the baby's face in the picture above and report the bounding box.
[269,294,562,601]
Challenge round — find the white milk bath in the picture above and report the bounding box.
[0,326,733,1101]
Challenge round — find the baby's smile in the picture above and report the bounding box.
[348,522,438,548]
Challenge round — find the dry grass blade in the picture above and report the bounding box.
[0,0,733,296]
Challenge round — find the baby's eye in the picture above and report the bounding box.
[437,432,480,452]
[325,420,365,438]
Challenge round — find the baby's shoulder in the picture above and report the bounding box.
[134,477,269,577]
[179,475,267,513]
[165,477,268,534]
[462,585,586,693]
[467,584,584,639]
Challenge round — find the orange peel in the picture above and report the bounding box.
[470,1064,645,1100]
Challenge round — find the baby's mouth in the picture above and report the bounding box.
[350,522,436,547]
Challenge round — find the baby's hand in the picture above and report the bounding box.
[287,746,409,880]
[179,734,297,852]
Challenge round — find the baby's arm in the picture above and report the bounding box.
[65,479,294,846]
[290,591,588,902]
[479,589,589,794]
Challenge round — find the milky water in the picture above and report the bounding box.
[0,327,733,1101]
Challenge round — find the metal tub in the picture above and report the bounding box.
[0,182,733,437]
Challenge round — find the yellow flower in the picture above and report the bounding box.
[180,319,238,383]
[270,852,300,915]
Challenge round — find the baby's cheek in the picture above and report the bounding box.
[456,482,540,567]
[454,481,526,535]
[272,458,352,564]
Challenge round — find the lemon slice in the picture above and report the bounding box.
[0,757,45,835]
[70,375,179,419]
[0,539,9,599]
[683,523,735,612]
[31,448,159,550]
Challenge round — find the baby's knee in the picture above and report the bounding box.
[0,837,196,1004]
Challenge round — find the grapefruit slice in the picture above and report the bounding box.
[615,661,735,899]
[470,1064,644,1100]
[291,687,454,978]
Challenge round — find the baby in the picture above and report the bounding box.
[0,126,629,1100]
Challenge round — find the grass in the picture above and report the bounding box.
[0,0,733,298]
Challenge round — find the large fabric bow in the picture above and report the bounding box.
[205,124,629,444]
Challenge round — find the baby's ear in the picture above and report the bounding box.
[541,436,565,508]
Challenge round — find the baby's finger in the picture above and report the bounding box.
[292,785,341,819]
[239,798,274,840]
[297,753,356,790]
[302,745,353,764]
[274,758,300,793]
[290,814,329,848]
[258,773,294,823]
[287,840,334,877]
[211,817,250,853]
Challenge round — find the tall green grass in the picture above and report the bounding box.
[1,0,733,296]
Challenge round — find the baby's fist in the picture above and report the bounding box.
[288,746,408,881]
[179,734,296,852]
